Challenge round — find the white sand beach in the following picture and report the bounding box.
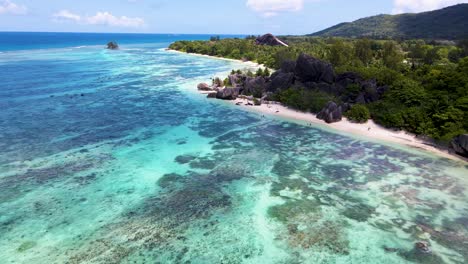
[166,49,271,70]
[228,97,467,162]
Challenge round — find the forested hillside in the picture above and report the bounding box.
[309,4,468,40]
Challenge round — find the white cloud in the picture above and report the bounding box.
[246,0,304,17]
[52,10,145,28]
[393,0,468,13]
[86,12,145,28]
[53,10,81,22]
[0,0,27,15]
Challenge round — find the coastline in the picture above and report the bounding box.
[227,97,467,163]
[167,49,466,163]
[166,49,271,70]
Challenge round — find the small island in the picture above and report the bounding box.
[107,41,119,50]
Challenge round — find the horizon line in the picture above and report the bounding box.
[0,30,273,36]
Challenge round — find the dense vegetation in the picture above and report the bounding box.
[309,4,468,40]
[275,88,335,113]
[345,104,371,123]
[169,36,468,143]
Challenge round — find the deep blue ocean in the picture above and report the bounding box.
[0,32,467,263]
[0,32,245,51]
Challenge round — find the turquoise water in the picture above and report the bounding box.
[1,35,468,264]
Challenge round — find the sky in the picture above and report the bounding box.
[0,0,467,35]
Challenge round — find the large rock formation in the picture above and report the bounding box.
[207,92,217,98]
[197,83,213,91]
[228,74,244,88]
[359,79,379,103]
[317,101,343,123]
[255,34,289,47]
[295,54,335,84]
[450,134,468,157]
[265,60,297,92]
[267,72,295,92]
[200,53,389,122]
[216,88,241,100]
[280,60,297,73]
[107,41,119,50]
[244,77,267,96]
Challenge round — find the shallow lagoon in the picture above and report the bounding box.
[0,42,467,264]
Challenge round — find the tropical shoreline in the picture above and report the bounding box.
[169,49,467,163]
[166,49,271,70]
[225,97,467,162]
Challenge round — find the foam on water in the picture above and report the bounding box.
[0,41,467,264]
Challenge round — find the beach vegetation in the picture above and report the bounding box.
[213,77,223,87]
[345,104,371,123]
[255,68,264,77]
[224,77,230,87]
[277,88,335,113]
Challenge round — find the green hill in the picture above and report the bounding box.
[309,4,468,40]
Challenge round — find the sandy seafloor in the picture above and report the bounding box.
[0,41,468,264]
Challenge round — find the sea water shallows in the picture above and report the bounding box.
[0,39,467,264]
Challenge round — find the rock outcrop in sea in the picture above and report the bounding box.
[255,34,289,47]
[197,83,212,91]
[107,41,119,50]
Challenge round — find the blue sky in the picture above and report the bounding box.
[0,0,467,34]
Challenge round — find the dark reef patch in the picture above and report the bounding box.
[64,147,257,263]
[155,186,231,220]
[271,159,297,177]
[366,157,404,176]
[268,200,321,223]
[342,202,376,222]
[189,157,217,170]
[270,178,309,197]
[399,246,445,264]
[417,219,468,261]
[320,164,356,182]
[157,173,184,189]
[276,210,350,255]
[174,155,197,164]
[73,173,98,186]
[0,153,112,203]
[17,241,37,253]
